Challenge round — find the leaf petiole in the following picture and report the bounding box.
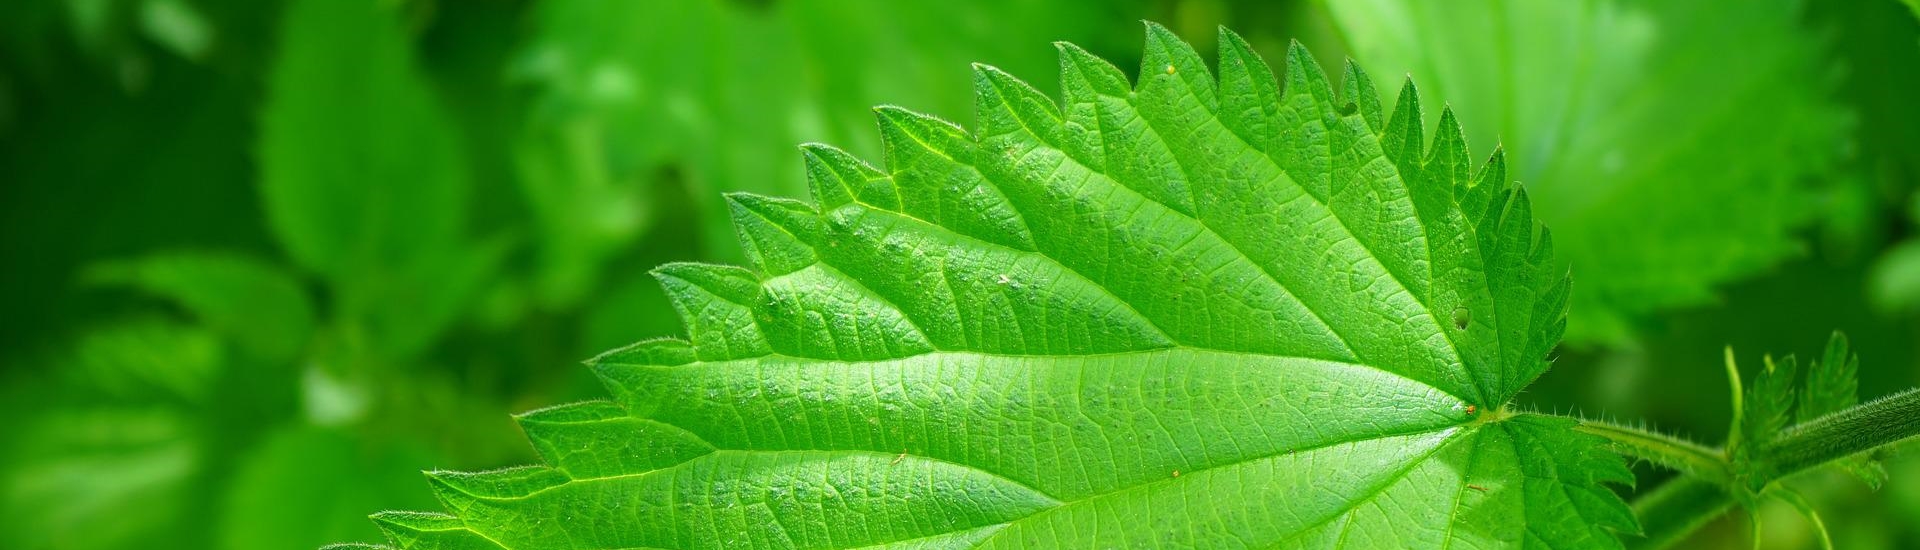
[1574,419,1729,485]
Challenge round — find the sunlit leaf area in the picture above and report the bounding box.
[2,0,1917,548]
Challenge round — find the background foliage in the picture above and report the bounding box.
[0,0,1914,548]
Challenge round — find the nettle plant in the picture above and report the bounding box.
[334,26,1919,550]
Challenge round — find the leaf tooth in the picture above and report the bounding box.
[368,511,460,538]
[424,466,569,511]
[651,262,770,361]
[972,62,1064,146]
[1055,41,1129,100]
[1280,39,1336,114]
[1214,26,1281,151]
[370,510,504,549]
[516,401,716,479]
[1460,145,1506,225]
[876,104,977,165]
[1426,106,1471,190]
[874,104,1038,251]
[801,142,896,212]
[1529,224,1556,267]
[726,192,821,276]
[1277,37,1338,201]
[1140,21,1215,109]
[1338,59,1385,132]
[584,337,695,369]
[652,262,764,304]
[1382,76,1424,173]
[1522,270,1573,392]
[1495,186,1536,260]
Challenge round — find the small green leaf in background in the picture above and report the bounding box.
[86,252,313,363]
[1869,194,1920,313]
[0,319,224,550]
[1870,240,1920,312]
[349,25,1639,549]
[66,318,224,403]
[510,0,1131,292]
[219,427,441,550]
[138,0,213,61]
[0,407,199,550]
[1325,0,1847,343]
[261,0,494,360]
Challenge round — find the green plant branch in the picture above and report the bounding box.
[1596,388,1920,549]
[1760,388,1920,479]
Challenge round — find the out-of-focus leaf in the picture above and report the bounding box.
[0,311,243,549]
[1325,0,1847,343]
[339,240,506,361]
[138,0,212,61]
[70,317,224,403]
[86,251,313,363]
[509,119,647,308]
[65,0,123,56]
[510,0,1129,304]
[1803,0,1920,264]
[218,427,439,550]
[1869,240,1920,312]
[260,0,464,277]
[0,407,200,550]
[261,0,493,360]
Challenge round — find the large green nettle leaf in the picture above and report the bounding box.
[345,25,1635,549]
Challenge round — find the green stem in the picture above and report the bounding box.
[1723,346,1746,453]
[1625,476,1734,550]
[1575,420,1728,484]
[1615,388,1920,549]
[1760,388,1920,479]
[1767,487,1833,550]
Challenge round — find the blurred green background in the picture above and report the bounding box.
[1,0,1916,548]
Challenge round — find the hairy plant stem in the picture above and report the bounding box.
[1760,388,1920,479]
[1577,388,1920,549]
[1574,420,1728,484]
